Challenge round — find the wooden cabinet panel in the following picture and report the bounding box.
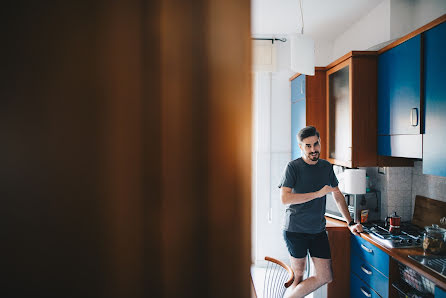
[328,63,351,164]
[326,53,378,167]
[306,69,327,159]
[327,227,350,298]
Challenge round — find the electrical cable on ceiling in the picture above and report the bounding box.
[299,0,304,34]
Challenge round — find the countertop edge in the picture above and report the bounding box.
[325,216,446,290]
[359,229,446,290]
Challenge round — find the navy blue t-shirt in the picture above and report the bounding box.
[278,158,338,233]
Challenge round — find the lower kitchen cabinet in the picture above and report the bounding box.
[351,272,381,298]
[351,235,389,298]
[327,226,350,298]
[436,286,446,298]
[351,252,388,296]
[351,235,389,277]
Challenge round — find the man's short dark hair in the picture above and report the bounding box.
[297,126,320,143]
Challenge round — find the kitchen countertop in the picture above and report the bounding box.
[325,217,446,290]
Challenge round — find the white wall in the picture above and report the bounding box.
[390,0,446,39]
[315,39,333,68]
[252,41,293,264]
[331,0,446,62]
[332,0,391,62]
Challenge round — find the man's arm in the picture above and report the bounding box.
[280,185,335,205]
[332,187,363,236]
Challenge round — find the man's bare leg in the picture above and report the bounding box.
[285,256,333,298]
[284,255,306,297]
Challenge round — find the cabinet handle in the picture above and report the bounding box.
[410,108,418,126]
[360,244,373,253]
[360,287,372,297]
[361,265,372,275]
[300,80,304,93]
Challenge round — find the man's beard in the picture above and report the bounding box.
[308,151,320,161]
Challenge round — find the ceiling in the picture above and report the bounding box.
[251,0,386,41]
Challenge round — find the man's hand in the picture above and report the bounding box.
[317,185,336,198]
[348,223,363,236]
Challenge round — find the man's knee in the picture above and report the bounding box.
[318,272,333,285]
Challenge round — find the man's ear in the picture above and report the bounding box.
[298,142,303,151]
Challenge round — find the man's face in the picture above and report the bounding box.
[299,135,321,162]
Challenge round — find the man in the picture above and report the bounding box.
[278,126,363,298]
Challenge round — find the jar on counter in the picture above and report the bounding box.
[423,224,446,255]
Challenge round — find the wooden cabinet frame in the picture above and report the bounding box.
[325,52,378,168]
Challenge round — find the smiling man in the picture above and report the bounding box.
[278,126,363,298]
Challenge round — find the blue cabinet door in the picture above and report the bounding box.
[436,286,446,298]
[291,75,306,160]
[350,272,381,298]
[350,235,389,277]
[378,35,421,135]
[423,21,446,177]
[291,75,305,102]
[351,252,388,297]
[291,99,305,160]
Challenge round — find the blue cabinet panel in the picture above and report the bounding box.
[291,99,305,160]
[377,135,422,158]
[423,21,446,177]
[351,251,388,297]
[436,286,446,298]
[351,235,389,277]
[291,75,305,102]
[378,35,421,135]
[350,272,381,298]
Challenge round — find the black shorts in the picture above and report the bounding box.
[283,230,331,259]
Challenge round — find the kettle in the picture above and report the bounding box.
[385,212,401,234]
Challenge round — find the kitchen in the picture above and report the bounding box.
[251,0,446,297]
[2,1,445,297]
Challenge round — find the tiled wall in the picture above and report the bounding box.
[365,161,446,222]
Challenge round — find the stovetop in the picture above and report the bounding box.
[362,221,424,249]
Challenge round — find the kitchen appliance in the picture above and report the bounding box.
[362,221,424,249]
[385,211,402,234]
[325,191,381,223]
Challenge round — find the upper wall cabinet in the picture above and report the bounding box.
[290,69,327,161]
[326,53,378,168]
[291,76,306,160]
[423,21,446,177]
[377,35,423,158]
[378,35,421,135]
[291,74,305,102]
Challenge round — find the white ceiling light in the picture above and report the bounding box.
[290,0,315,75]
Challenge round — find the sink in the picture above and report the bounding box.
[408,255,446,278]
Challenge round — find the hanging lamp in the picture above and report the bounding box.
[290,0,315,75]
